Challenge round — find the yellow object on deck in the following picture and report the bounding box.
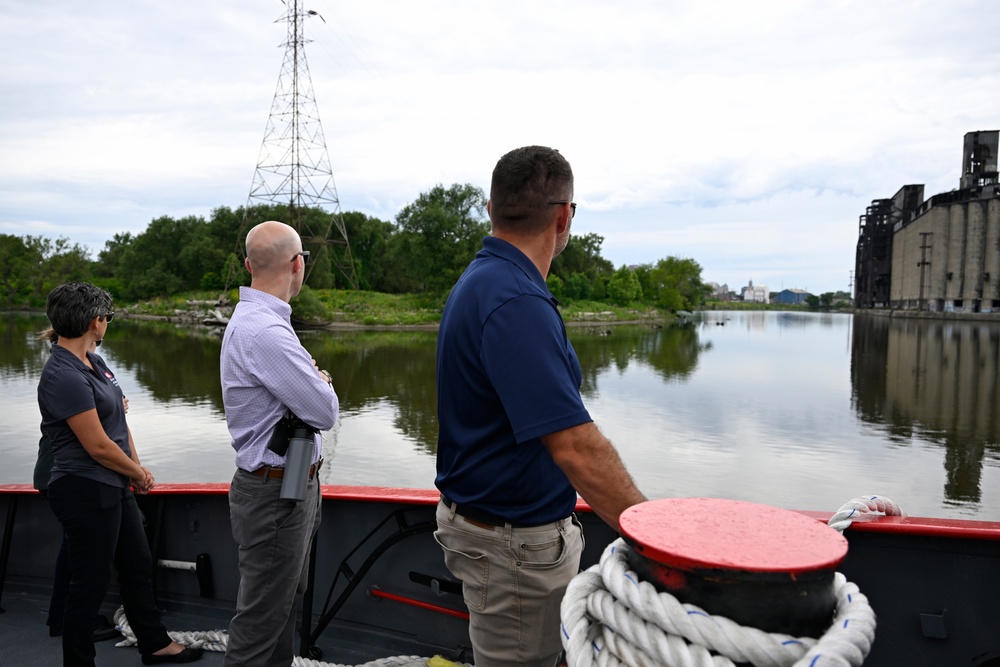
[427,656,465,667]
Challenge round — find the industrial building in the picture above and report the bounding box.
[854,130,1000,313]
[775,288,812,305]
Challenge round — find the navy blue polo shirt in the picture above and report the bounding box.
[38,345,130,488]
[435,236,592,524]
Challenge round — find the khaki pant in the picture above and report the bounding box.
[434,500,584,667]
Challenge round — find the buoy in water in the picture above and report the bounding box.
[619,497,848,637]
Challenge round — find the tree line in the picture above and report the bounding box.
[0,183,711,312]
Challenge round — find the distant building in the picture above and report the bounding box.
[741,280,769,303]
[854,130,1000,313]
[706,281,732,301]
[775,289,812,305]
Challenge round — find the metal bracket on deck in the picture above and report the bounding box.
[157,553,214,598]
[300,507,438,658]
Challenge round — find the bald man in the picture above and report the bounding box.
[220,221,340,666]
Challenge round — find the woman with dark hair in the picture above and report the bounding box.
[38,282,202,666]
[34,328,120,642]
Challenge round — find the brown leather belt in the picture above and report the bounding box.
[248,458,323,481]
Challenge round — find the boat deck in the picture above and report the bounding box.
[4,485,1000,666]
[0,578,472,667]
[1,584,229,667]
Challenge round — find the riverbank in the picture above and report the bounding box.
[105,289,680,331]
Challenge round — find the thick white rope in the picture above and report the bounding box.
[827,495,904,533]
[561,539,876,667]
[110,607,469,667]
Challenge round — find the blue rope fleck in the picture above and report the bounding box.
[808,656,820,667]
[781,639,805,647]
[625,573,639,588]
[561,623,568,640]
[848,593,853,603]
[843,619,850,628]
[847,508,857,518]
[687,610,710,618]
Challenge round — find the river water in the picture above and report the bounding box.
[2,311,998,520]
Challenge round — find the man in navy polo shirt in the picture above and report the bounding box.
[434,145,647,667]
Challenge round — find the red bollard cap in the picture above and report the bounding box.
[620,497,847,575]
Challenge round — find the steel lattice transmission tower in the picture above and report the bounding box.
[237,0,357,289]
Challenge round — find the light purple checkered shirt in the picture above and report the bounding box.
[221,286,339,471]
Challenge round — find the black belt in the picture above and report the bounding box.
[440,495,544,529]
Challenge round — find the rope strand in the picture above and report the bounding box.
[827,495,903,533]
[561,539,876,667]
[110,607,469,667]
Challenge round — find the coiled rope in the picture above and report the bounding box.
[110,607,470,667]
[827,495,904,533]
[560,538,877,667]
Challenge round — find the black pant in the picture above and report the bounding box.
[47,475,172,667]
[38,488,109,633]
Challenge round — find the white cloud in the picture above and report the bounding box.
[1,0,998,292]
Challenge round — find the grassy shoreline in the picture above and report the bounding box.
[8,291,817,331]
[113,289,686,329]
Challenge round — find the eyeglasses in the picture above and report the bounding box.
[292,250,310,264]
[547,201,577,219]
[103,312,115,323]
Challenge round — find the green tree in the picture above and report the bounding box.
[0,234,35,307]
[564,272,592,300]
[0,235,92,307]
[550,232,614,283]
[117,215,212,299]
[632,264,655,304]
[606,265,642,305]
[547,273,565,300]
[38,237,92,296]
[339,211,396,292]
[648,256,710,312]
[95,232,134,278]
[388,183,488,292]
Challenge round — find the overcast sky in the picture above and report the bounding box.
[1,0,997,294]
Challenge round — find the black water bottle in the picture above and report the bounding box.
[279,426,313,502]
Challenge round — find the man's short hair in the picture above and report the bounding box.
[46,282,113,339]
[490,146,574,233]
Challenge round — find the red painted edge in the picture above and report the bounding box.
[794,509,1000,541]
[4,483,998,542]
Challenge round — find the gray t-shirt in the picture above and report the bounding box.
[37,345,130,488]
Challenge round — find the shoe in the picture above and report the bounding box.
[141,647,204,664]
[93,623,120,642]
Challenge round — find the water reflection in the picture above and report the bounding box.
[851,314,1000,505]
[0,314,51,378]
[301,324,710,455]
[2,311,998,519]
[103,320,226,410]
[571,324,708,387]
